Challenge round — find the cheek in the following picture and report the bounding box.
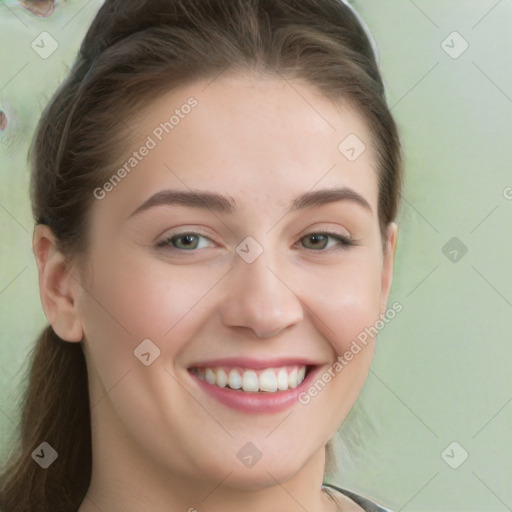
[81,248,224,343]
[291,256,383,431]
[297,253,383,355]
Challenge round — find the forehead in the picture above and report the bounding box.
[94,72,380,223]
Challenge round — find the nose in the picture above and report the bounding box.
[219,249,304,338]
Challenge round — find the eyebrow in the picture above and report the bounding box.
[127,186,372,220]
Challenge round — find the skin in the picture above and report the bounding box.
[33,72,397,512]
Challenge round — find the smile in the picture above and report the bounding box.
[189,365,307,393]
[187,357,322,413]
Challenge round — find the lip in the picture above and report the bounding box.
[187,359,323,414]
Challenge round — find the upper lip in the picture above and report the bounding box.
[187,357,322,370]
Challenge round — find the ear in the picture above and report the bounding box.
[379,222,398,315]
[32,224,83,342]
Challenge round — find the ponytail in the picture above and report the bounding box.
[0,325,91,512]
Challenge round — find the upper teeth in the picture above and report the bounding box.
[192,365,307,392]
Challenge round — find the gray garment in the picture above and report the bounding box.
[322,483,392,512]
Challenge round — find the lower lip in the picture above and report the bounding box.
[188,366,321,414]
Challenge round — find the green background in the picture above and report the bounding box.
[1,1,511,510]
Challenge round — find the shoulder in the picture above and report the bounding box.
[322,483,393,512]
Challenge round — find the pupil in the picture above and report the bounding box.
[178,235,196,248]
[309,235,325,247]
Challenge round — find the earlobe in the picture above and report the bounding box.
[32,225,84,342]
[379,222,398,315]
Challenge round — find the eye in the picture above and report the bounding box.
[299,231,356,251]
[157,232,214,251]
[156,230,356,253]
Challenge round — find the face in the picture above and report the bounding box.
[62,73,396,490]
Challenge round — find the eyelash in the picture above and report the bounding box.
[156,230,357,253]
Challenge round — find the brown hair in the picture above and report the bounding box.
[0,1,402,510]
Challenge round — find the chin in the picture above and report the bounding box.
[224,462,302,491]
[192,449,306,491]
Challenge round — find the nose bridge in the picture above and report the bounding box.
[219,243,303,338]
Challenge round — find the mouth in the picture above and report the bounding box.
[187,359,322,414]
[188,364,311,393]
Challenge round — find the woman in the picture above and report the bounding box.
[0,0,402,510]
